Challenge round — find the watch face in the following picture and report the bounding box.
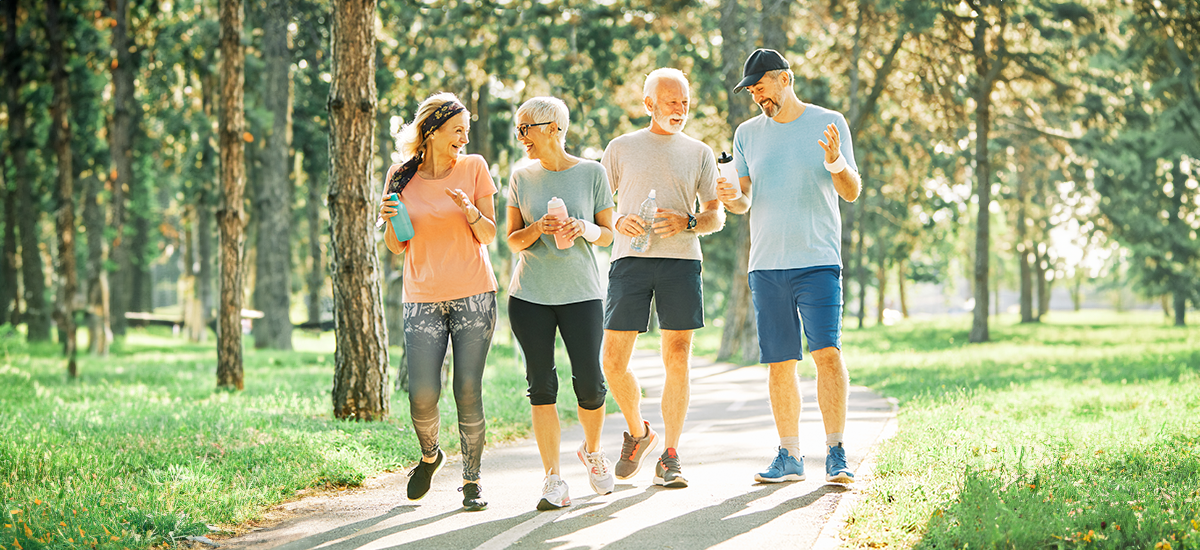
[687,214,697,230]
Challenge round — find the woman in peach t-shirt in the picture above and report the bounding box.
[379,92,497,512]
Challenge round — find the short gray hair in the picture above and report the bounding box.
[764,68,793,86]
[516,96,570,145]
[643,67,690,102]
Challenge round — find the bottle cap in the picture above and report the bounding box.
[648,189,656,199]
[718,152,733,164]
[547,196,565,209]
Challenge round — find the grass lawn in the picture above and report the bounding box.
[0,323,610,549]
[840,311,1200,549]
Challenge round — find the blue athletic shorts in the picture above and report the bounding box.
[748,266,843,363]
[604,257,704,332]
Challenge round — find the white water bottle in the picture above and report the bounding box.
[717,152,741,199]
[630,190,657,253]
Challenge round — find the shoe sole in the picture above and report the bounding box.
[653,475,688,488]
[464,502,488,512]
[537,497,570,510]
[754,473,806,483]
[615,431,659,481]
[407,453,446,501]
[577,449,615,495]
[826,473,854,484]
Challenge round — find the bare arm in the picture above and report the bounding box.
[652,199,725,237]
[820,123,861,203]
[717,175,753,215]
[447,188,497,245]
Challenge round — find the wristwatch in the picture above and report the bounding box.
[686,212,697,231]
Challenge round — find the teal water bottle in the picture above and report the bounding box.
[385,193,414,242]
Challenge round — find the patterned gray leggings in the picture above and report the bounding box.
[404,292,496,481]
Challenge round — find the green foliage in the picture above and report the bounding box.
[842,312,1200,549]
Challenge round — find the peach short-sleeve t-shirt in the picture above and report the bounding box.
[393,154,498,303]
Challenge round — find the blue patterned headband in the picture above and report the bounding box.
[388,101,466,196]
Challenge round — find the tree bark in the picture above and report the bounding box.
[306,162,324,327]
[897,258,909,318]
[329,0,389,420]
[252,0,294,350]
[969,3,1005,344]
[0,166,15,326]
[1017,175,1034,323]
[1174,291,1186,327]
[47,0,78,375]
[1036,246,1049,319]
[716,0,758,362]
[83,176,110,355]
[108,0,135,336]
[217,0,247,390]
[6,0,50,341]
[199,74,217,337]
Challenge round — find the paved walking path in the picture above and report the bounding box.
[222,351,896,550]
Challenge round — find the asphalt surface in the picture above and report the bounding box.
[221,350,897,550]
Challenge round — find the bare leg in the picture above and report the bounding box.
[602,329,645,437]
[811,347,848,436]
[767,359,802,439]
[659,329,693,450]
[579,405,605,453]
[532,404,561,475]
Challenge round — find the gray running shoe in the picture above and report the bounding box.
[653,447,689,488]
[615,421,659,480]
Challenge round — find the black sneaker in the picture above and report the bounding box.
[654,448,688,488]
[406,448,445,501]
[460,482,488,511]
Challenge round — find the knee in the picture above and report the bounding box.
[409,388,441,416]
[576,381,608,411]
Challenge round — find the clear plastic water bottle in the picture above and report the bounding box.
[630,189,657,253]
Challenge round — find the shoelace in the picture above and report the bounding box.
[660,455,681,473]
[584,451,609,475]
[542,477,560,494]
[459,484,483,498]
[620,433,639,461]
[769,452,789,472]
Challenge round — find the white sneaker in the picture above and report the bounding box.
[537,474,570,511]
[577,442,615,495]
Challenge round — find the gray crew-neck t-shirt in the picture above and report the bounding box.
[734,105,858,272]
[601,129,719,261]
[506,159,615,306]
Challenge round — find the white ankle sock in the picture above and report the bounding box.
[826,432,843,447]
[780,437,800,458]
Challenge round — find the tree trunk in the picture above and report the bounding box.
[716,0,758,362]
[252,0,294,350]
[47,0,78,375]
[969,5,1003,344]
[1,167,15,326]
[306,164,324,327]
[875,259,887,325]
[897,258,908,319]
[217,0,247,390]
[1018,177,1034,323]
[856,163,869,329]
[83,176,110,355]
[759,0,790,51]
[1174,291,1186,327]
[129,208,152,313]
[1036,246,1049,319]
[719,217,756,362]
[108,0,136,337]
[329,0,388,421]
[6,0,50,341]
[198,74,217,336]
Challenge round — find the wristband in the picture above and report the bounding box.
[824,155,848,174]
[581,219,602,243]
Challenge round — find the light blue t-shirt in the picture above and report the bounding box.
[506,159,615,305]
[734,105,858,272]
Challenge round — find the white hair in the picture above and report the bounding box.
[642,67,690,103]
[516,96,570,145]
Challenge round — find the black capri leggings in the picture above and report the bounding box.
[508,296,607,411]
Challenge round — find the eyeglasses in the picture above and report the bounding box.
[516,121,552,137]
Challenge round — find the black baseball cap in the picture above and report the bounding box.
[733,48,790,93]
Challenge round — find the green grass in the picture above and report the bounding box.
[840,311,1200,549]
[0,324,604,549]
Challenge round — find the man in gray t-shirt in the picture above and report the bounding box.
[600,67,724,489]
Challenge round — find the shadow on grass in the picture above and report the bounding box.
[913,433,1200,549]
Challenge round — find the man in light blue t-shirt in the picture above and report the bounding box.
[717,48,863,486]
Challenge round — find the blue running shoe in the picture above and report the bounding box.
[826,443,855,484]
[755,447,805,483]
